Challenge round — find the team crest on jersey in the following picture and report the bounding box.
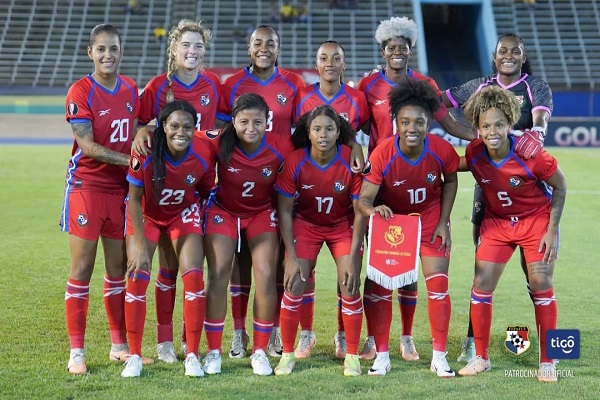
[509,175,522,188]
[362,160,372,175]
[67,102,79,115]
[130,156,141,172]
[277,93,288,106]
[126,102,133,114]
[77,214,88,226]
[339,112,349,121]
[200,94,210,107]
[213,214,224,224]
[205,129,221,139]
[425,171,438,184]
[185,173,197,186]
[504,325,532,357]
[262,166,273,178]
[514,95,525,106]
[333,180,346,193]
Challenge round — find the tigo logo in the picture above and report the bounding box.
[546,329,580,359]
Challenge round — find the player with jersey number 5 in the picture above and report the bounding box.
[274,105,365,377]
[356,77,459,378]
[60,24,148,375]
[456,85,566,383]
[122,100,213,378]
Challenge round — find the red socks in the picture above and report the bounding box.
[155,267,177,343]
[230,283,251,331]
[279,291,303,352]
[371,283,393,352]
[103,275,127,345]
[181,269,205,357]
[124,270,151,356]
[65,278,90,349]
[425,273,451,352]
[341,295,363,355]
[532,287,557,363]
[398,288,417,336]
[253,318,274,353]
[470,288,493,359]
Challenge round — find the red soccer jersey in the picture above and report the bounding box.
[126,138,213,221]
[363,134,459,215]
[205,132,294,217]
[465,137,558,219]
[275,145,362,226]
[293,83,370,130]
[358,69,449,155]
[217,67,306,136]
[138,71,221,130]
[65,74,139,193]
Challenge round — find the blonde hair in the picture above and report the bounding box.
[165,19,212,103]
[375,16,418,48]
[463,86,521,129]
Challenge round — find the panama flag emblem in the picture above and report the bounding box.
[504,326,531,356]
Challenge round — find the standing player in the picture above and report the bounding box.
[217,25,305,359]
[357,77,458,378]
[291,40,370,359]
[442,33,554,362]
[357,16,473,363]
[134,19,220,363]
[61,24,141,374]
[202,93,294,376]
[457,86,566,382]
[274,105,365,376]
[122,101,211,378]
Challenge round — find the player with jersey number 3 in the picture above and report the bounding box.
[457,86,566,383]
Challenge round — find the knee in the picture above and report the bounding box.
[528,272,553,292]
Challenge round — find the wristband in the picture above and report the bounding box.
[531,126,546,138]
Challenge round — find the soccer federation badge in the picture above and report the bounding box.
[504,325,531,356]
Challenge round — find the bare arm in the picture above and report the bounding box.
[458,155,469,172]
[71,121,130,166]
[342,199,367,295]
[126,184,151,280]
[132,125,156,156]
[539,167,567,263]
[431,171,458,255]
[437,113,476,141]
[278,193,306,287]
[532,109,551,136]
[357,180,394,219]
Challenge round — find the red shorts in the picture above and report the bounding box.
[293,217,363,260]
[125,202,203,243]
[60,191,126,240]
[204,203,277,242]
[418,211,451,258]
[476,210,555,264]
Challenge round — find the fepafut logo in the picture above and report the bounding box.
[546,329,580,359]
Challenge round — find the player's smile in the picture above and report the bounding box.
[234,108,267,153]
[164,110,195,160]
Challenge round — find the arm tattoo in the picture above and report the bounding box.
[549,187,566,229]
[72,122,130,166]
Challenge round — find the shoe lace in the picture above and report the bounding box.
[185,354,200,367]
[70,351,85,365]
[373,354,389,370]
[270,330,282,350]
[297,332,311,351]
[252,352,270,368]
[204,351,220,364]
[433,353,451,370]
[231,332,244,351]
[402,337,416,354]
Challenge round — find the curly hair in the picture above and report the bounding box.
[375,16,418,49]
[389,76,440,122]
[165,19,212,103]
[292,105,354,150]
[463,86,521,129]
[152,100,198,203]
[219,93,270,165]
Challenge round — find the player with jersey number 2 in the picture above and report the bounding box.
[457,86,566,383]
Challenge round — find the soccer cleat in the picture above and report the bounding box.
[121,354,143,378]
[359,336,376,360]
[274,352,296,376]
[400,335,419,361]
[268,327,283,358]
[203,350,222,375]
[368,352,391,376]
[457,337,475,362]
[67,349,87,375]
[184,353,204,377]
[458,356,491,376]
[343,354,362,377]
[294,330,316,359]
[157,341,178,363]
[430,352,456,378]
[110,344,154,365]
[229,329,250,359]
[333,331,347,359]
[250,349,273,376]
[181,342,187,356]
[538,362,558,383]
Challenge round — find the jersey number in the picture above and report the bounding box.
[242,181,255,197]
[159,189,185,205]
[196,113,202,131]
[497,191,513,207]
[316,196,333,214]
[110,118,129,143]
[407,188,426,204]
[181,203,201,224]
[266,111,273,132]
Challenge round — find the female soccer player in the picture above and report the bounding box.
[442,33,554,362]
[202,93,294,376]
[357,77,459,378]
[291,40,370,359]
[457,86,566,383]
[357,16,473,363]
[61,24,142,375]
[122,100,212,378]
[134,19,220,364]
[274,105,365,376]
